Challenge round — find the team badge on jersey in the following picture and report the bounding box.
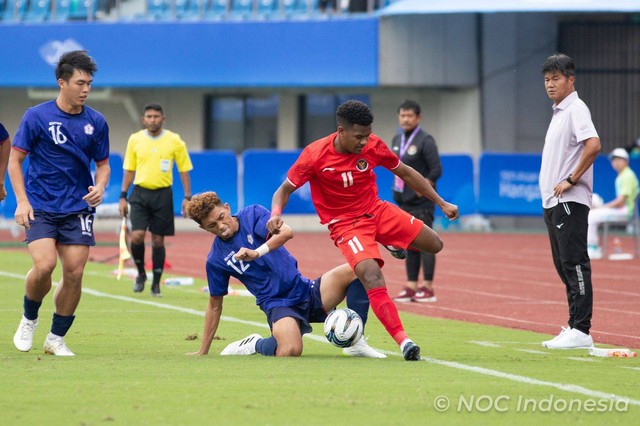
[356,159,369,172]
[407,145,418,156]
[84,123,94,135]
[247,234,254,245]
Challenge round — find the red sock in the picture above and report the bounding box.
[367,287,408,345]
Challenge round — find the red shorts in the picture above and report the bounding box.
[327,201,424,270]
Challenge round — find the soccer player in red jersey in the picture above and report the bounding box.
[267,100,459,360]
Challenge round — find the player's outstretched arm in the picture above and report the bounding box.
[393,162,459,220]
[187,295,223,356]
[267,181,297,234]
[235,223,294,262]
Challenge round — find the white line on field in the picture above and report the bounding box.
[2,269,639,406]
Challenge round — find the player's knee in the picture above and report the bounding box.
[432,235,444,254]
[276,344,302,357]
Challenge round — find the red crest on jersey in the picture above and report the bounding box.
[356,159,369,172]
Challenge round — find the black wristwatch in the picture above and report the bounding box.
[120,191,128,200]
[184,195,192,201]
[566,176,577,186]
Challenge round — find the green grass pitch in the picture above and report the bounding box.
[0,250,638,425]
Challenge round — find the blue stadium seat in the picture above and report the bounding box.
[176,0,201,20]
[53,0,71,20]
[203,0,226,19]
[69,0,97,20]
[203,0,227,19]
[230,0,251,18]
[295,0,318,14]
[24,0,51,22]
[256,0,277,18]
[1,0,28,21]
[0,0,6,20]
[147,0,167,20]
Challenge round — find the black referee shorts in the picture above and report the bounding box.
[129,185,175,236]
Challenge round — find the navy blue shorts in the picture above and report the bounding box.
[25,211,96,246]
[264,276,327,335]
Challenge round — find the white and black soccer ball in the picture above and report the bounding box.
[324,308,363,348]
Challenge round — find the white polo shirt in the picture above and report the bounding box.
[539,91,599,209]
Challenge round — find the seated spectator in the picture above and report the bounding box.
[587,148,639,259]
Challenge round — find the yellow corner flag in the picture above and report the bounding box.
[116,217,131,280]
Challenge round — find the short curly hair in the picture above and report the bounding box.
[336,100,374,128]
[186,192,223,225]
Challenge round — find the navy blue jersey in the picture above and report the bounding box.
[0,122,8,142]
[206,204,312,312]
[12,100,109,213]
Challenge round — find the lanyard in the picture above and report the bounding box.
[398,126,420,159]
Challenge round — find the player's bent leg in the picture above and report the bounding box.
[408,225,443,255]
[272,317,303,357]
[220,334,262,356]
[319,263,357,311]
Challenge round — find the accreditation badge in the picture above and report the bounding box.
[160,159,171,173]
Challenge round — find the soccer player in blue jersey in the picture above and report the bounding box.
[9,50,110,357]
[0,122,10,201]
[184,191,386,358]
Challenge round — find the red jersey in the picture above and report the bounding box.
[287,132,400,224]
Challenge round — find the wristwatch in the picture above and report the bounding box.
[566,175,577,186]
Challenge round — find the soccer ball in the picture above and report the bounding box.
[324,308,363,348]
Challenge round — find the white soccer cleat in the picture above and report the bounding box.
[343,336,387,358]
[13,315,38,352]
[542,328,593,349]
[220,333,262,356]
[43,333,76,357]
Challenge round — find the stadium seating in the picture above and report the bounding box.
[203,0,227,20]
[1,0,28,22]
[69,0,97,20]
[230,0,251,18]
[24,0,51,22]
[53,0,72,21]
[175,0,201,20]
[256,0,277,19]
[146,0,167,20]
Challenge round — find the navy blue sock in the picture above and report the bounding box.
[255,336,277,356]
[51,313,76,337]
[23,295,42,321]
[346,278,369,329]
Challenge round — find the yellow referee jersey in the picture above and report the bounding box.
[123,130,193,190]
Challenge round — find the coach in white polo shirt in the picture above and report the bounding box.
[539,53,601,350]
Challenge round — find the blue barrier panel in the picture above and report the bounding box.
[478,152,542,216]
[375,154,477,216]
[242,149,316,214]
[181,151,238,214]
[0,20,378,88]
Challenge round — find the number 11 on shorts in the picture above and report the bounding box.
[347,236,364,254]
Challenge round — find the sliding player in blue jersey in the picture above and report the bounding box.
[9,50,110,357]
[185,191,386,358]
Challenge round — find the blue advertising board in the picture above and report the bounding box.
[478,153,542,216]
[242,149,316,214]
[375,154,477,216]
[0,20,378,88]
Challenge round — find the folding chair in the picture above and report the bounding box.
[601,195,640,257]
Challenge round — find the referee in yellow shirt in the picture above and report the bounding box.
[119,103,193,297]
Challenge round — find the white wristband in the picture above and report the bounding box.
[256,243,270,258]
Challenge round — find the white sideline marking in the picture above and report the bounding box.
[566,357,598,362]
[515,349,549,355]
[2,269,640,406]
[468,340,502,348]
[622,367,640,371]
